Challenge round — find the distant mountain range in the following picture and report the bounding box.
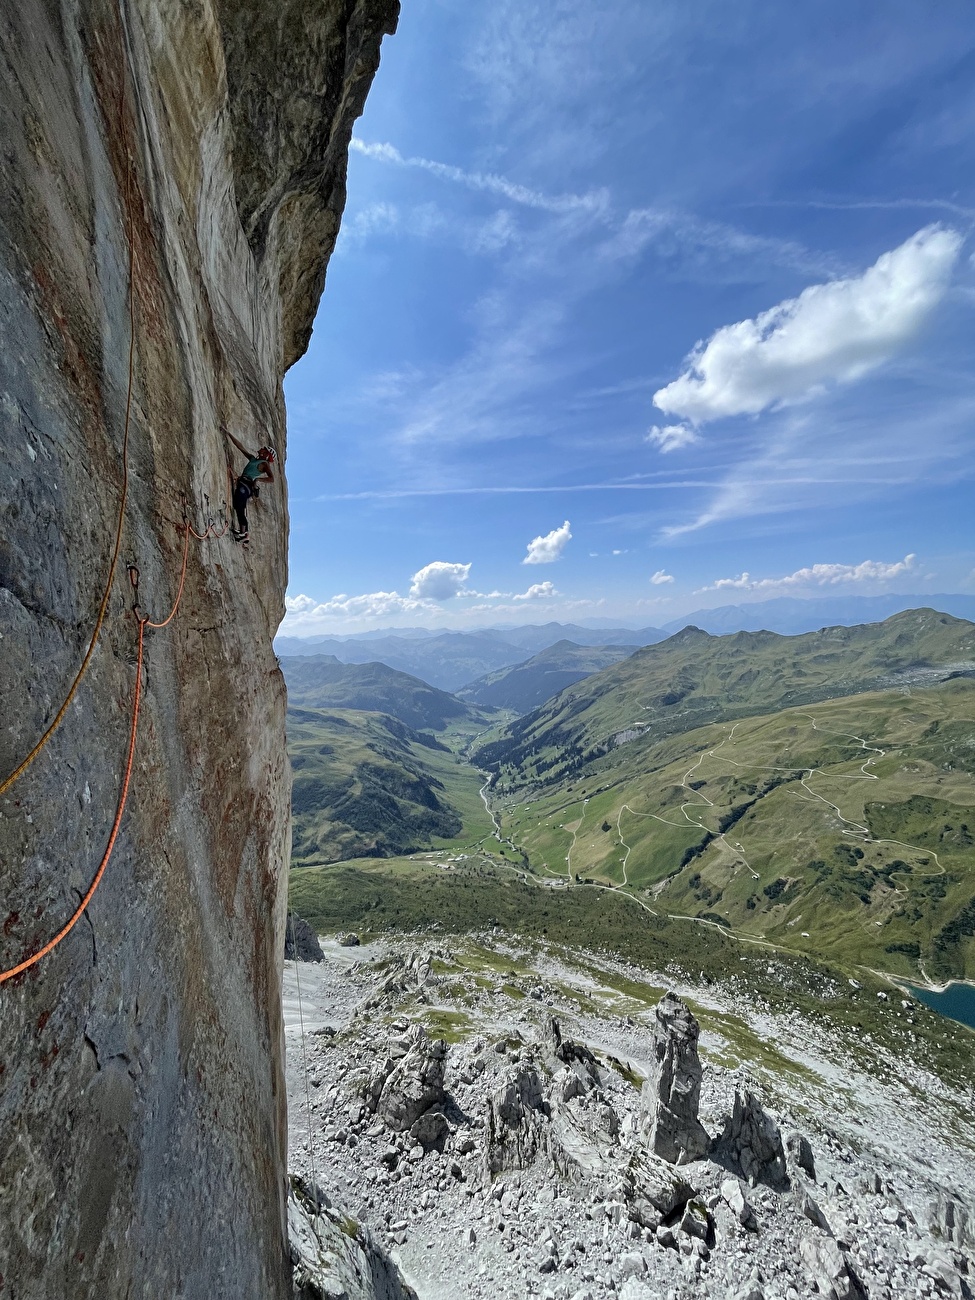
[275,623,664,692]
[457,640,636,713]
[476,608,975,780]
[661,593,975,636]
[279,655,483,731]
[277,597,975,692]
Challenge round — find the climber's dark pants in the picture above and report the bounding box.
[233,478,252,533]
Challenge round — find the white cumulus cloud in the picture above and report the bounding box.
[409,561,472,600]
[650,569,675,585]
[698,554,916,593]
[523,520,572,565]
[653,225,962,425]
[646,423,699,453]
[513,581,558,601]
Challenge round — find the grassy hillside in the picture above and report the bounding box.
[475,610,975,788]
[458,640,635,713]
[287,854,973,1086]
[280,655,480,731]
[288,706,493,864]
[286,610,975,986]
[493,677,975,980]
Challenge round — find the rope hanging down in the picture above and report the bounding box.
[0,508,227,986]
[0,12,232,803]
[0,619,146,985]
[1,19,240,986]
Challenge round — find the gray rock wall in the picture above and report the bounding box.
[0,1,397,1296]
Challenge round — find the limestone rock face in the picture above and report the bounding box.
[929,1188,975,1256]
[289,1178,417,1300]
[485,1065,551,1176]
[623,1145,695,1228]
[373,1026,447,1132]
[785,1128,817,1179]
[0,1,396,1296]
[641,991,710,1164]
[798,1233,867,1300]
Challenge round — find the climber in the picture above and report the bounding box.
[223,428,275,545]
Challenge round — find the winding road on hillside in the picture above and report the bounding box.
[615,711,951,940]
[481,705,961,963]
[616,724,761,882]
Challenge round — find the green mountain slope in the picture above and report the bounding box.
[493,676,975,981]
[280,655,480,731]
[458,640,635,713]
[475,610,975,787]
[288,706,492,865]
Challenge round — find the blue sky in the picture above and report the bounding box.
[281,0,975,634]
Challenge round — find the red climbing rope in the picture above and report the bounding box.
[0,152,138,801]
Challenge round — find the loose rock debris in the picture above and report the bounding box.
[284,936,974,1300]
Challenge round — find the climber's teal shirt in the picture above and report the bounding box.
[241,456,266,484]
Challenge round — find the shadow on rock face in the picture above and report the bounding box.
[712,1089,789,1189]
[289,1175,417,1300]
[286,915,325,962]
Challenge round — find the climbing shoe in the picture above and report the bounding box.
[232,529,249,544]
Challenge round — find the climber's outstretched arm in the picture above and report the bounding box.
[221,425,255,460]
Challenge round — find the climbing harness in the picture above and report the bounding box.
[288,910,320,1196]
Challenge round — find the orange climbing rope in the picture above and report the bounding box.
[142,506,228,631]
[143,524,191,630]
[0,616,146,986]
[0,27,236,978]
[0,504,227,985]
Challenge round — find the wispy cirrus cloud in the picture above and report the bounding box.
[339,199,523,257]
[350,139,609,216]
[345,135,849,463]
[697,553,916,594]
[662,384,975,539]
[313,481,725,502]
[745,196,975,221]
[351,137,834,280]
[600,207,843,280]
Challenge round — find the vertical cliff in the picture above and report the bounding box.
[0,1,397,1295]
